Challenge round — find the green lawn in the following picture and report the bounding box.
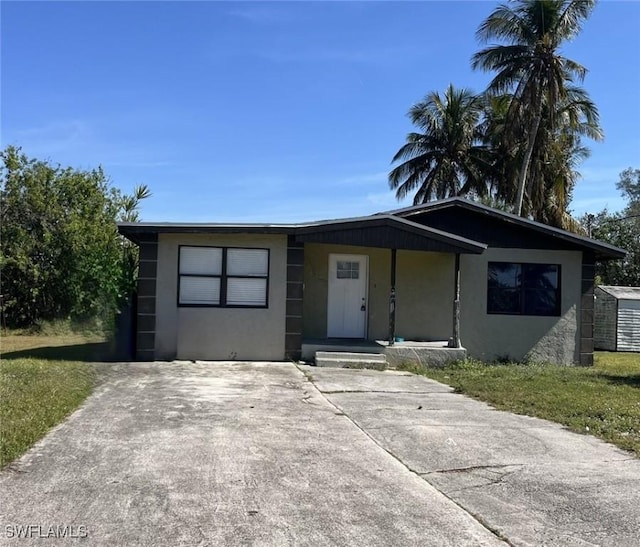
[400,352,640,457]
[0,333,105,467]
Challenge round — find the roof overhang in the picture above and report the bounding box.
[118,215,487,254]
[120,198,622,259]
[384,198,627,261]
[118,222,294,245]
[294,215,486,254]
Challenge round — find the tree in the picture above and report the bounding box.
[0,146,150,328]
[525,86,602,229]
[117,184,153,304]
[388,84,489,204]
[476,93,520,200]
[616,168,640,212]
[472,0,598,218]
[583,168,640,286]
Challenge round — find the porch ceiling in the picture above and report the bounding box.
[294,215,486,254]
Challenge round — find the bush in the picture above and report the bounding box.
[0,146,149,331]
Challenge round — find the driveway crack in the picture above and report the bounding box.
[425,464,523,475]
[423,465,524,493]
[320,389,448,395]
[297,365,514,546]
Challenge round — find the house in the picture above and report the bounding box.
[594,286,640,352]
[118,198,625,366]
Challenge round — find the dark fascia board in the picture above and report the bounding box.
[118,222,296,240]
[118,222,296,232]
[382,196,468,216]
[383,197,627,260]
[118,214,487,254]
[295,214,486,253]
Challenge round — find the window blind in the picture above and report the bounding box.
[227,278,267,306]
[227,249,268,276]
[179,276,221,305]
[179,247,222,275]
[178,246,269,308]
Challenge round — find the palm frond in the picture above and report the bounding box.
[476,3,533,44]
[389,85,487,203]
[471,0,598,220]
[556,0,596,41]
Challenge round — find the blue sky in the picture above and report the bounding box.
[2,1,639,223]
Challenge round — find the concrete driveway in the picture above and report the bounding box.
[1,363,638,546]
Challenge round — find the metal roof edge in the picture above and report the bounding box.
[118,214,487,253]
[117,221,296,230]
[596,285,640,299]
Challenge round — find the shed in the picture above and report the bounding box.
[594,286,640,352]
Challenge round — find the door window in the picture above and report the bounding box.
[337,261,360,279]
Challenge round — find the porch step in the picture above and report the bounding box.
[315,351,387,370]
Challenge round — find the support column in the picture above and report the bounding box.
[579,252,595,366]
[285,236,304,361]
[136,234,158,361]
[388,248,397,346]
[450,253,461,349]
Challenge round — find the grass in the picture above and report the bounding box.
[0,331,107,468]
[399,352,640,457]
[1,332,107,356]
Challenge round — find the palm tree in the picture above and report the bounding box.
[472,0,597,217]
[477,93,522,202]
[389,84,489,204]
[527,86,602,228]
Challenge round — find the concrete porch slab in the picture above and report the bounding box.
[301,339,384,360]
[303,339,466,368]
[315,351,387,369]
[382,342,467,368]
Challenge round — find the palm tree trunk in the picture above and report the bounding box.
[515,103,543,216]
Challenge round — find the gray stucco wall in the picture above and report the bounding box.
[395,251,455,341]
[303,244,454,341]
[459,248,583,365]
[155,233,287,361]
[153,235,583,363]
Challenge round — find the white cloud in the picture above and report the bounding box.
[11,120,90,156]
[365,190,411,210]
[257,45,431,66]
[228,6,299,25]
[144,184,404,224]
[578,165,623,186]
[570,196,626,216]
[337,171,389,186]
[107,160,172,168]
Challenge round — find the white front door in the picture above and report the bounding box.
[327,254,368,338]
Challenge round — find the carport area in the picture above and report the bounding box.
[1,362,639,546]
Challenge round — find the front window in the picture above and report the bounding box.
[487,262,560,316]
[178,246,269,308]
